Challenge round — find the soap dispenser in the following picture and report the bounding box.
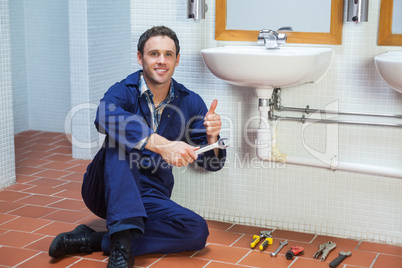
[347,0,369,23]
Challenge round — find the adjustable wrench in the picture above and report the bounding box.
[270,240,288,257]
[195,137,229,154]
[329,251,352,267]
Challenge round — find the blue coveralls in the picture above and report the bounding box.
[81,71,226,256]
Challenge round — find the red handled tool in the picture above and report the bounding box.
[285,246,304,260]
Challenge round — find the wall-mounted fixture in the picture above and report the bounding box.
[347,0,369,23]
[188,0,207,22]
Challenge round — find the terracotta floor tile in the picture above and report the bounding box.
[66,258,106,268]
[53,189,83,200]
[24,150,55,160]
[16,174,40,184]
[194,244,250,264]
[290,257,330,268]
[17,252,80,268]
[30,137,61,145]
[0,190,31,202]
[51,139,73,148]
[48,199,86,211]
[34,221,79,236]
[38,161,77,171]
[239,250,291,268]
[44,153,74,162]
[8,204,57,218]
[35,131,66,139]
[0,213,18,225]
[231,234,257,249]
[151,254,210,268]
[207,229,244,246]
[25,177,67,187]
[135,253,165,267]
[21,184,65,196]
[34,169,73,179]
[23,143,57,152]
[68,159,91,166]
[18,195,63,207]
[3,183,34,192]
[17,158,52,168]
[65,164,88,173]
[0,201,25,213]
[42,210,91,223]
[53,181,82,191]
[205,262,250,267]
[0,246,38,267]
[272,230,315,243]
[372,253,402,268]
[358,241,402,256]
[207,220,234,231]
[24,236,54,252]
[0,216,52,232]
[61,172,85,182]
[0,230,45,248]
[227,224,270,235]
[47,146,72,155]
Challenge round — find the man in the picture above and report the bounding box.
[49,26,226,268]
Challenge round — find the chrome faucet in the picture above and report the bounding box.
[257,27,292,49]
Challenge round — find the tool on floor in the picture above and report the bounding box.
[285,246,304,260]
[312,241,336,261]
[259,232,273,251]
[329,251,352,268]
[250,230,272,249]
[270,240,288,257]
[195,137,229,154]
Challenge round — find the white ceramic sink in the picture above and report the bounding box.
[374,51,402,93]
[201,46,333,98]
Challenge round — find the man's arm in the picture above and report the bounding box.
[145,133,199,167]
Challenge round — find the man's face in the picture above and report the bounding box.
[137,36,180,89]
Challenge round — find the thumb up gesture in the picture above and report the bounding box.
[203,99,222,145]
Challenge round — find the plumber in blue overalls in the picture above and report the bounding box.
[48,26,226,268]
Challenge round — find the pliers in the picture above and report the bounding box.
[250,230,273,250]
[313,241,336,261]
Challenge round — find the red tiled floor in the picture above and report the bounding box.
[0,131,401,268]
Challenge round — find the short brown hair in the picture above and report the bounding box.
[137,26,180,56]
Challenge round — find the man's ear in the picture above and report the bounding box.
[175,53,180,67]
[137,51,143,66]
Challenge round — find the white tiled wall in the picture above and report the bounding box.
[23,0,71,132]
[68,0,131,159]
[6,0,402,244]
[0,0,16,188]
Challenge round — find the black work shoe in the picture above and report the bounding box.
[107,241,134,268]
[49,224,95,258]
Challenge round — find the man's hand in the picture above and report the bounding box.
[145,134,199,167]
[204,99,222,156]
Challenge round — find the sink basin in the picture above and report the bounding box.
[201,46,332,98]
[374,51,402,93]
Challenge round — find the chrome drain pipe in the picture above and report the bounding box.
[270,88,402,127]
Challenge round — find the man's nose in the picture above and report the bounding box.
[157,55,166,64]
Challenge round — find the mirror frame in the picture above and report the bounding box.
[215,0,344,44]
[378,0,402,46]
